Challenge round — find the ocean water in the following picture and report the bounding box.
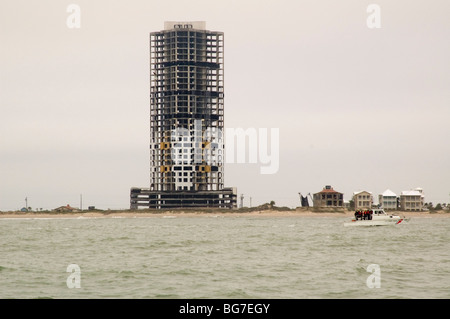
[0,215,449,299]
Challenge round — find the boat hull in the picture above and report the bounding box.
[344,218,407,227]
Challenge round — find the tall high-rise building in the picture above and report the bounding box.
[130,21,237,209]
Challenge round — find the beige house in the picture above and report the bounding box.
[400,188,424,211]
[353,191,373,210]
[313,185,344,207]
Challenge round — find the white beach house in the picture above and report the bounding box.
[378,189,398,210]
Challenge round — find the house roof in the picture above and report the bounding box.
[54,204,78,211]
[381,189,397,197]
[353,190,372,195]
[314,186,343,195]
[317,189,342,194]
[401,190,423,197]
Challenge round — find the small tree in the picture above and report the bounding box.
[435,203,442,211]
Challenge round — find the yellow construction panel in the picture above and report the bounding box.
[198,165,211,173]
[160,165,171,172]
[160,142,171,150]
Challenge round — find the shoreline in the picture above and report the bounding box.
[0,209,449,219]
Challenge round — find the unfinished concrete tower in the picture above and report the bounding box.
[130,21,237,209]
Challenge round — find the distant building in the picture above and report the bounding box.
[400,188,424,211]
[353,191,373,210]
[53,204,79,213]
[378,189,398,210]
[130,21,237,209]
[313,185,344,207]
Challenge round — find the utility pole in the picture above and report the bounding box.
[25,197,28,211]
[240,194,244,208]
[80,194,83,211]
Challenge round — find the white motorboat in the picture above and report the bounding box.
[344,209,409,227]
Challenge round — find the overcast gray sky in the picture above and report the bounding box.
[1,0,449,210]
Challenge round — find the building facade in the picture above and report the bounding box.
[378,189,398,210]
[130,21,236,209]
[353,190,373,210]
[400,188,424,211]
[313,185,344,207]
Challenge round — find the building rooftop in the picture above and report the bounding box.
[401,190,423,197]
[381,189,397,197]
[353,190,373,195]
[164,21,206,30]
[315,185,342,194]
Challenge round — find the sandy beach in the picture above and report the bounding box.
[0,208,448,219]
